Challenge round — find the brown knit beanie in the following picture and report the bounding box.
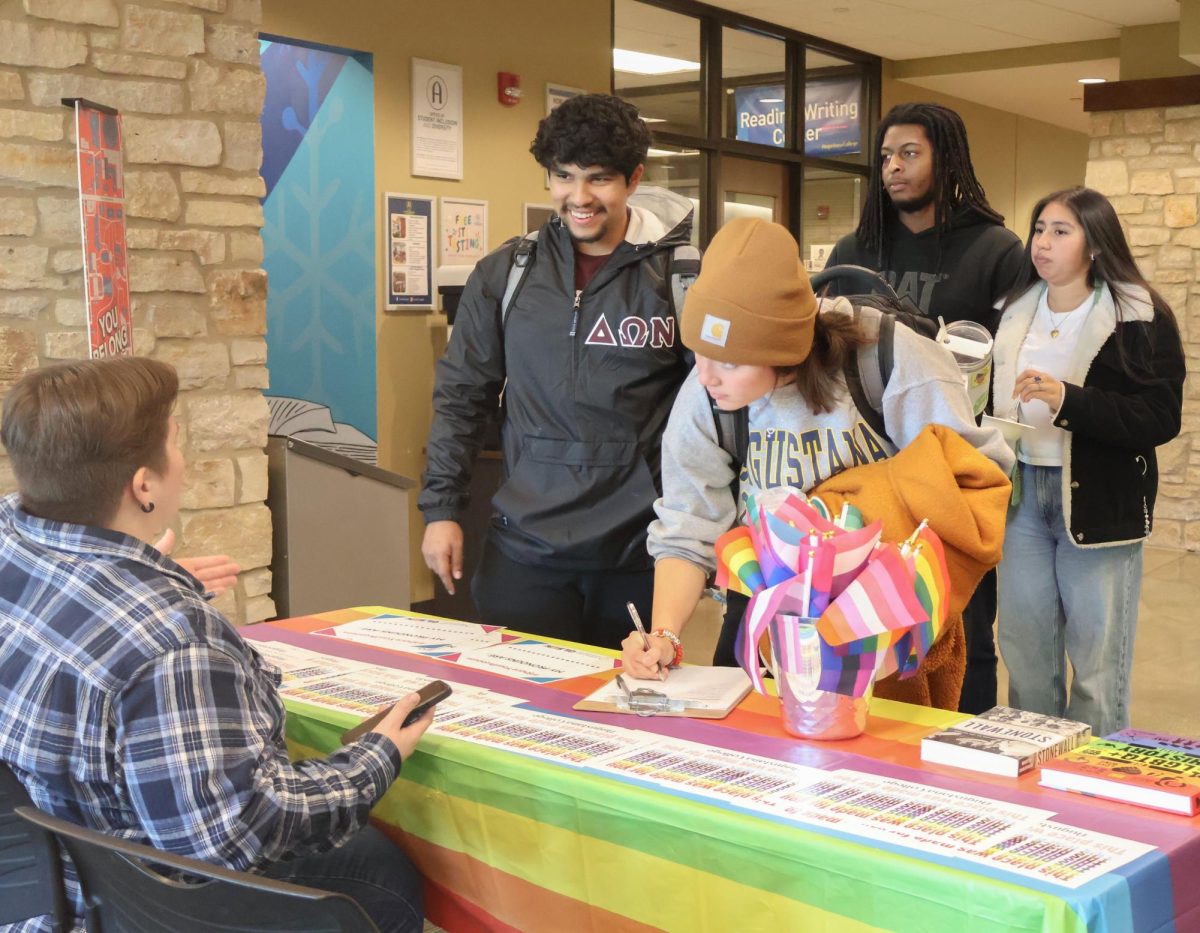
[681,217,817,366]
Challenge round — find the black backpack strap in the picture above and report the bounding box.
[668,243,701,321]
[710,398,749,503]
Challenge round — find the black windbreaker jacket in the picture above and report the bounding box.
[419,188,694,570]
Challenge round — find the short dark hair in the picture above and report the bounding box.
[857,102,1004,257]
[1,357,178,526]
[530,93,651,182]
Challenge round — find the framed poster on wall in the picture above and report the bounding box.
[412,58,463,179]
[546,83,586,114]
[440,197,488,265]
[523,203,555,235]
[385,192,435,310]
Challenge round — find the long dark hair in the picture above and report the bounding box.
[1002,186,1178,323]
[1002,186,1179,375]
[776,308,873,415]
[856,102,1004,261]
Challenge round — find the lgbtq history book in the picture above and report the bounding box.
[1039,729,1200,816]
[920,706,1092,778]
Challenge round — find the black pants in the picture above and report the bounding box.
[714,591,750,667]
[471,535,654,650]
[958,567,998,713]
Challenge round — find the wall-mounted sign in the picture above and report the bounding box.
[804,76,862,157]
[734,85,786,148]
[440,197,488,265]
[385,192,434,309]
[412,58,463,179]
[68,98,132,358]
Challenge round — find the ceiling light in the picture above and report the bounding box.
[760,98,784,103]
[641,116,666,123]
[647,147,699,157]
[1077,77,1107,85]
[614,48,701,76]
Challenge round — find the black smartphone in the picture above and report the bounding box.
[341,680,453,744]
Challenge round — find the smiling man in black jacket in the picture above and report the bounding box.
[419,94,693,648]
[826,102,1023,714]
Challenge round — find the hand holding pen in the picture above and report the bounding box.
[619,601,669,681]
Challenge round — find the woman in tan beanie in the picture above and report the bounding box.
[620,217,1011,680]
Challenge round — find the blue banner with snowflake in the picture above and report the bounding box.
[260,38,377,446]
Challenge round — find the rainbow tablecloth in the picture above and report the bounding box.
[245,608,1200,933]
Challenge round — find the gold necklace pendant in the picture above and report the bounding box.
[1050,327,1060,338]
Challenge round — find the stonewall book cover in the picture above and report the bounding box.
[920,707,1092,778]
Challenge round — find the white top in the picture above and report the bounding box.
[1016,287,1097,465]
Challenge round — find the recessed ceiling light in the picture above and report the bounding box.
[1077,77,1107,85]
[614,48,701,75]
[641,116,666,123]
[760,97,784,103]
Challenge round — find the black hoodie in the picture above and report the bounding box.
[826,207,1023,334]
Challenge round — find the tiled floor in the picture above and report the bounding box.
[681,544,1200,738]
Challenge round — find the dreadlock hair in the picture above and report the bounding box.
[529,94,651,183]
[855,102,1004,262]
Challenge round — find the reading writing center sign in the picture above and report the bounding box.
[734,76,861,157]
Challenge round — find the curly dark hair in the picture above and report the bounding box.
[530,93,651,182]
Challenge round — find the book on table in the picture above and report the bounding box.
[919,706,1092,777]
[1039,729,1200,816]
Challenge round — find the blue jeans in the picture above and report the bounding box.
[261,824,424,933]
[997,463,1143,737]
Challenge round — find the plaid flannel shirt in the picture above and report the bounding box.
[0,495,401,932]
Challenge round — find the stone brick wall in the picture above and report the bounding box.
[0,0,274,621]
[1085,107,1198,550]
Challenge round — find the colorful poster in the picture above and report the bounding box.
[260,38,378,446]
[734,85,786,148]
[72,99,132,358]
[385,193,434,309]
[412,58,463,180]
[804,76,862,157]
[440,197,488,265]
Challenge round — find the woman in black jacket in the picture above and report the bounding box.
[991,186,1184,736]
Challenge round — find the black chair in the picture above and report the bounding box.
[15,806,380,933]
[0,762,69,932]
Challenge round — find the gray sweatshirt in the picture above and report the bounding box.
[648,317,1014,573]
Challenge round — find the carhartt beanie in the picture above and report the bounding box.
[681,218,817,366]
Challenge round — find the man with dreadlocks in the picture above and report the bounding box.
[826,102,1023,715]
[827,102,1023,330]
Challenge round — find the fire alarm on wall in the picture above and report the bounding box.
[498,72,522,106]
[816,205,830,220]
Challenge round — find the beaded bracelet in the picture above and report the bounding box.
[651,628,684,668]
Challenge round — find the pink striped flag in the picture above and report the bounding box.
[817,544,929,652]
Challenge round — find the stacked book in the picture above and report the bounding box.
[920,706,1092,777]
[1039,729,1200,816]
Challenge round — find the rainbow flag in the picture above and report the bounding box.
[715,526,764,597]
[898,525,952,676]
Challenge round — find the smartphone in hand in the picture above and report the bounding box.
[341,680,453,744]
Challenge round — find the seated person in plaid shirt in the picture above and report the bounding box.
[0,358,430,933]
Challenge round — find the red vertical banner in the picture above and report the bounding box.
[71,98,132,358]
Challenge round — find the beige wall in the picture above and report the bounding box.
[261,0,610,601]
[883,75,1090,238]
